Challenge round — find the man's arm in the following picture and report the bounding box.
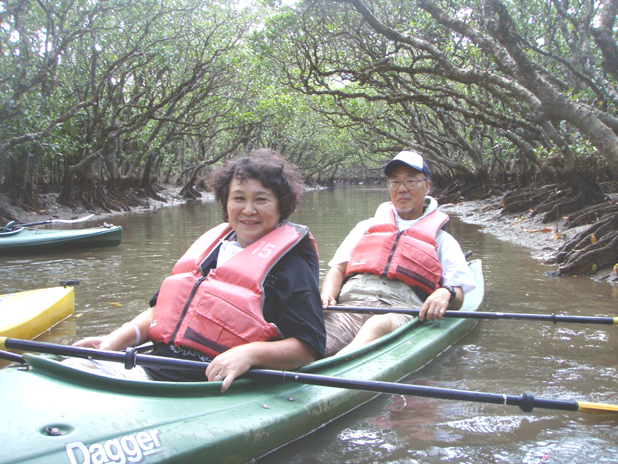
[320,262,347,308]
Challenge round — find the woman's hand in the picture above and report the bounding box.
[206,338,316,393]
[73,335,121,351]
[72,308,154,351]
[206,344,254,393]
[73,336,106,349]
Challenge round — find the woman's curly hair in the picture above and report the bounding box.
[209,149,303,222]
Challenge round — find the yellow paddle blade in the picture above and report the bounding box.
[614,318,618,325]
[577,401,618,413]
[0,337,7,349]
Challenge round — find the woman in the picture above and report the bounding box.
[74,149,326,392]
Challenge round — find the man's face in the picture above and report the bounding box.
[388,165,430,220]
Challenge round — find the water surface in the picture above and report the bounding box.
[1,186,616,463]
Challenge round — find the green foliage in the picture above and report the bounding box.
[255,0,618,184]
[2,0,617,196]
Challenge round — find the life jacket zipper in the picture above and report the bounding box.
[170,274,208,344]
[182,326,229,354]
[382,230,403,276]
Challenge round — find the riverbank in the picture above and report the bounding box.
[2,187,616,284]
[440,197,618,284]
[0,186,190,225]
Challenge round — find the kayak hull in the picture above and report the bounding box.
[0,261,483,464]
[0,226,122,255]
[0,287,75,339]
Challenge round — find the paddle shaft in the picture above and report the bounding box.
[1,214,95,231]
[3,337,614,414]
[23,214,95,227]
[327,306,618,326]
[0,349,25,364]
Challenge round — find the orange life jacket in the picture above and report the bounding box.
[149,221,318,358]
[345,202,448,296]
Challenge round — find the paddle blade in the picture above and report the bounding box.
[577,401,618,414]
[54,214,94,224]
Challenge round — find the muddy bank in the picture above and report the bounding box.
[441,197,618,284]
[0,186,192,225]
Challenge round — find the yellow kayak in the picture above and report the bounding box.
[0,286,74,339]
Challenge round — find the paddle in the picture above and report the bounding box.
[1,214,95,231]
[327,306,618,326]
[0,349,25,365]
[2,337,617,414]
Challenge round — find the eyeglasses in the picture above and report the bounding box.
[387,178,427,190]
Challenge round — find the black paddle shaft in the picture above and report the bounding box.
[3,337,580,413]
[328,306,617,325]
[0,349,25,364]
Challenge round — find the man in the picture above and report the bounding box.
[322,150,476,356]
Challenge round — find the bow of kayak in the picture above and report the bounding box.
[0,225,122,255]
[0,286,75,340]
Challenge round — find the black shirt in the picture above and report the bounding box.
[146,236,326,381]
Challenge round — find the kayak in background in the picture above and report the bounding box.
[0,286,75,340]
[0,224,122,255]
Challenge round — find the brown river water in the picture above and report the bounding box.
[1,186,617,463]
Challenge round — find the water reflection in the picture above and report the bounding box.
[1,186,617,463]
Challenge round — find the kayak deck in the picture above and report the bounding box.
[0,225,122,255]
[0,287,75,340]
[0,260,483,464]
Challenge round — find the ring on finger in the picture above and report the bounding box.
[215,374,224,381]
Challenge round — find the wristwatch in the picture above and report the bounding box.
[443,285,457,303]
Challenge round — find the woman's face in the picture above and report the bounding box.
[227,177,281,248]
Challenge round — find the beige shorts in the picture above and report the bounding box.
[324,274,424,356]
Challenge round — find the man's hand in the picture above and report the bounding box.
[418,286,462,321]
[320,263,347,309]
[321,292,338,309]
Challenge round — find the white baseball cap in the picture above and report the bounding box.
[384,150,431,178]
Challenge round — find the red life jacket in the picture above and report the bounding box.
[149,221,318,358]
[345,202,448,296]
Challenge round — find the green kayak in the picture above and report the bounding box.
[0,225,122,255]
[0,260,483,464]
